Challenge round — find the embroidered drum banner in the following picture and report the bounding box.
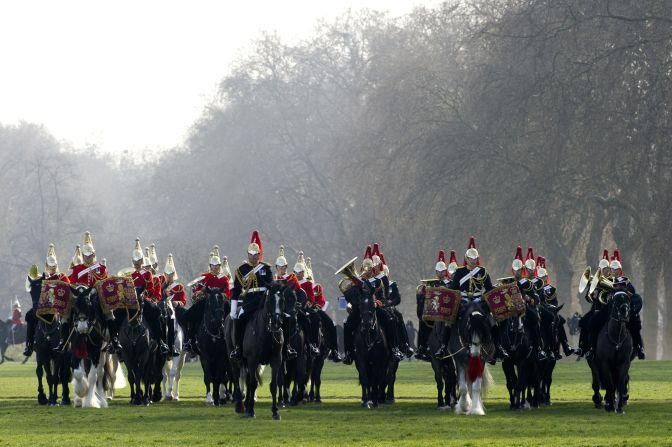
[36,280,73,319]
[422,287,461,325]
[484,283,525,322]
[95,276,139,314]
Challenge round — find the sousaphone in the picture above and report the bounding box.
[335,257,363,293]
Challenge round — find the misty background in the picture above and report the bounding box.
[2,1,671,358]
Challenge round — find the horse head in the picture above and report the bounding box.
[26,273,45,303]
[204,286,227,328]
[611,291,630,323]
[462,300,491,348]
[69,285,96,334]
[358,291,377,331]
[266,283,286,332]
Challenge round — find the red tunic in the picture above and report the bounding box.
[11,308,23,326]
[201,272,231,299]
[70,263,108,287]
[165,282,187,306]
[46,272,71,283]
[150,276,163,301]
[132,269,156,302]
[299,279,315,305]
[312,284,326,309]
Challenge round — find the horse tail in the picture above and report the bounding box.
[113,356,127,389]
[256,364,265,386]
[481,363,494,399]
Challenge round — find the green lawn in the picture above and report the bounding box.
[0,350,670,446]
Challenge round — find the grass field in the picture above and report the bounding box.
[0,349,670,447]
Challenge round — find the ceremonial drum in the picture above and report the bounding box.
[422,287,461,325]
[95,276,139,315]
[483,283,525,322]
[36,280,73,320]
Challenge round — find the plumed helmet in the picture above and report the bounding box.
[512,245,524,271]
[448,250,459,274]
[132,238,143,262]
[293,251,306,273]
[248,230,263,259]
[435,250,447,272]
[275,245,288,267]
[46,243,58,268]
[610,249,622,270]
[164,253,178,279]
[598,249,610,269]
[524,247,536,271]
[82,231,95,256]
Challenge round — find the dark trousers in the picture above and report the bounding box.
[417,320,432,350]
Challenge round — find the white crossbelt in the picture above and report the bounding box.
[459,267,481,286]
[246,286,267,293]
[78,263,101,279]
[243,264,264,280]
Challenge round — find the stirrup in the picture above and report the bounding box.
[23,345,33,357]
[342,353,353,365]
[230,347,242,361]
[328,350,343,363]
[286,347,297,360]
[434,344,448,358]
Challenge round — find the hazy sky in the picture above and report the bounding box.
[0,0,438,154]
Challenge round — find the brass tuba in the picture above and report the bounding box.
[335,257,363,294]
[578,267,592,301]
[589,269,613,304]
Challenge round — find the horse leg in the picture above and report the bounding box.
[163,358,172,400]
[173,352,186,400]
[355,357,371,409]
[455,365,470,415]
[270,366,281,420]
[245,370,258,418]
[36,360,48,405]
[314,361,323,403]
[434,361,445,409]
[60,358,71,406]
[83,361,100,408]
[590,361,603,408]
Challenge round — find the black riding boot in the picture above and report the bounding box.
[230,318,242,361]
[283,317,297,360]
[629,316,645,360]
[167,320,179,357]
[306,310,321,357]
[394,311,414,358]
[318,311,342,362]
[342,317,355,365]
[415,321,431,360]
[23,310,36,357]
[491,323,508,363]
[144,302,169,355]
[557,319,574,357]
[105,317,122,354]
[378,309,404,361]
[435,324,451,358]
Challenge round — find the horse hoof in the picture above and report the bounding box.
[315,399,322,404]
[272,413,281,420]
[244,412,256,418]
[60,397,71,406]
[235,402,245,414]
[385,398,395,404]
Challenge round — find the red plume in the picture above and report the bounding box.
[612,249,620,262]
[438,250,446,263]
[515,245,523,262]
[468,236,476,249]
[602,249,609,261]
[536,256,543,267]
[449,250,457,265]
[379,252,387,266]
[526,247,535,261]
[250,230,263,260]
[363,245,372,260]
[372,243,380,257]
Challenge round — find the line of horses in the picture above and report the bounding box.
[5,279,634,417]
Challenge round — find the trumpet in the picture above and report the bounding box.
[335,257,363,294]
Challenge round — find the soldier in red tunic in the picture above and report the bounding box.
[292,252,321,357]
[162,253,184,357]
[58,232,118,352]
[23,244,71,357]
[130,239,169,355]
[183,248,230,354]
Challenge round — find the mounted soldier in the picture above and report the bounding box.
[291,252,321,358]
[273,245,300,360]
[56,231,118,352]
[536,257,575,357]
[415,249,457,360]
[609,250,644,360]
[23,244,71,357]
[342,245,404,365]
[158,253,184,358]
[229,230,274,362]
[371,244,413,359]
[129,238,169,355]
[305,256,343,363]
[183,247,231,354]
[575,249,611,359]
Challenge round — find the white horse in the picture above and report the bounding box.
[163,319,187,401]
[451,304,494,416]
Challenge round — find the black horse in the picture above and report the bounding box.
[596,291,632,414]
[196,286,230,406]
[23,275,72,406]
[500,315,534,410]
[538,303,564,406]
[68,286,113,408]
[239,285,287,419]
[344,285,390,409]
[0,319,26,363]
[281,289,309,406]
[307,323,327,404]
[118,306,153,405]
[427,321,457,409]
